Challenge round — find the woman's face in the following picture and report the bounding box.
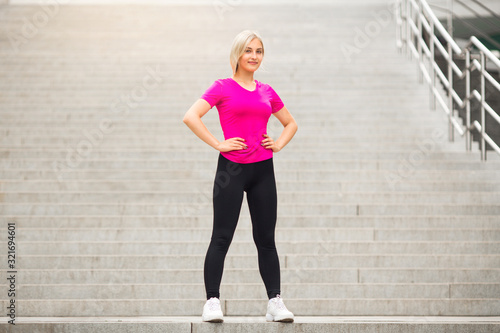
[237,38,263,74]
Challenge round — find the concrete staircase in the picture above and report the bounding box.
[1,1,500,331]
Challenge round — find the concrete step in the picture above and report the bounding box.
[0,88,426,96]
[0,143,468,154]
[0,144,468,153]
[1,122,447,132]
[0,127,455,136]
[8,215,500,229]
[10,268,500,284]
[0,98,435,108]
[0,128,461,139]
[0,169,500,182]
[10,227,500,242]
[0,114,452,123]
[0,102,444,110]
[9,283,500,299]
[0,91,431,101]
[0,118,444,125]
[9,132,455,144]
[286,254,500,269]
[3,191,500,205]
[0,82,431,91]
[225,299,500,316]
[0,91,433,101]
[0,141,469,152]
[0,298,498,316]
[0,99,439,107]
[2,203,500,216]
[17,241,500,255]
[0,102,434,111]
[0,110,443,118]
[3,180,500,192]
[1,317,499,333]
[4,158,500,170]
[0,64,417,72]
[0,72,413,79]
[13,254,500,269]
[0,69,419,77]
[0,96,428,105]
[1,150,485,161]
[4,227,370,241]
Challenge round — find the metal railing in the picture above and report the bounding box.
[429,1,500,51]
[396,0,500,160]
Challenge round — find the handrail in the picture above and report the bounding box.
[397,0,500,161]
[457,0,500,22]
[470,0,500,20]
[428,1,500,51]
[467,36,500,68]
[420,0,462,54]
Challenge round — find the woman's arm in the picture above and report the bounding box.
[183,99,248,152]
[262,106,298,152]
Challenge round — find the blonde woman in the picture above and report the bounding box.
[183,30,297,323]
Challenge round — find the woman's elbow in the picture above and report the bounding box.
[290,119,298,133]
[182,113,192,125]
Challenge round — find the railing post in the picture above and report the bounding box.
[447,38,454,141]
[447,0,454,141]
[396,0,401,53]
[465,48,471,151]
[401,0,406,55]
[398,0,406,55]
[407,0,412,60]
[480,51,486,161]
[430,19,436,110]
[417,1,423,83]
[447,0,453,39]
[399,0,407,53]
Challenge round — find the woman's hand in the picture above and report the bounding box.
[261,134,281,152]
[216,137,248,152]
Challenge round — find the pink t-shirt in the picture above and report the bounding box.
[201,78,285,164]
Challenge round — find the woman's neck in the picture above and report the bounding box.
[232,70,254,84]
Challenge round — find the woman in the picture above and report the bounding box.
[183,30,298,323]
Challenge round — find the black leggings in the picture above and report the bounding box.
[204,154,281,300]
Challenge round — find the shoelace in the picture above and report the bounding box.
[207,298,220,311]
[273,295,287,310]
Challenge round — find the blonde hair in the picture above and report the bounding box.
[229,30,264,74]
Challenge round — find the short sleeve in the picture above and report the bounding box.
[269,85,285,113]
[200,80,222,108]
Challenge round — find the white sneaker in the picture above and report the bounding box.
[202,297,224,323]
[266,294,294,322]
